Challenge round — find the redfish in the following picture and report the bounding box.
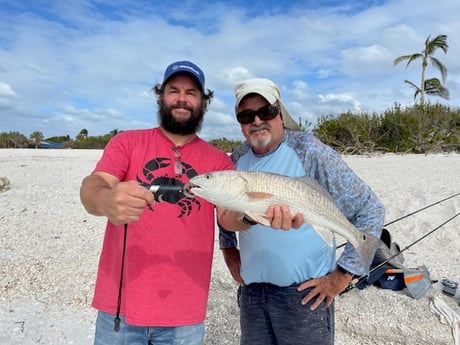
[189,170,380,268]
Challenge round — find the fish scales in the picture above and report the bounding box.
[220,171,356,238]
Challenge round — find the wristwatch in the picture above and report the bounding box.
[242,216,257,226]
[336,265,355,278]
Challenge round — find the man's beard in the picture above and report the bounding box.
[158,101,205,135]
[248,124,272,150]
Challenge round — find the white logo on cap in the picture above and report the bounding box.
[172,64,200,77]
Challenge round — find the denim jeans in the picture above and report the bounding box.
[94,311,205,345]
[238,283,334,345]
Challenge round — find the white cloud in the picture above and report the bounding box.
[318,93,361,112]
[340,44,394,77]
[0,82,18,107]
[0,82,18,98]
[290,80,310,100]
[216,66,254,87]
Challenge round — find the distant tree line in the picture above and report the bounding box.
[208,138,243,153]
[0,128,118,149]
[1,103,459,154]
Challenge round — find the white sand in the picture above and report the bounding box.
[0,149,459,345]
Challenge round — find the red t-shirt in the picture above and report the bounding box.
[91,128,234,326]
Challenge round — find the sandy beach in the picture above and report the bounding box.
[0,148,459,345]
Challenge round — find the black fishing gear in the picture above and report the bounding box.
[343,211,460,294]
[114,224,128,332]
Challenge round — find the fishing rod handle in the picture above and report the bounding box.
[147,183,193,202]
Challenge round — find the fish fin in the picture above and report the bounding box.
[246,192,274,200]
[311,225,335,247]
[245,212,270,226]
[353,234,383,272]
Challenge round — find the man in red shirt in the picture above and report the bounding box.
[80,61,234,344]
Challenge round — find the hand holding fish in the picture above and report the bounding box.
[217,205,303,231]
[297,269,353,310]
[264,205,304,230]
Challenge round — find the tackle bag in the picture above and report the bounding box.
[357,228,431,299]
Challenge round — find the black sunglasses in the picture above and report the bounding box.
[236,104,280,124]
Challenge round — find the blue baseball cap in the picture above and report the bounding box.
[163,60,205,91]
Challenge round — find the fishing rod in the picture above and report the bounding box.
[342,211,460,293]
[337,191,460,249]
[383,191,460,227]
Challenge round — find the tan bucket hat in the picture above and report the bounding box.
[234,78,301,130]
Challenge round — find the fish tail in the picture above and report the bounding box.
[354,233,382,272]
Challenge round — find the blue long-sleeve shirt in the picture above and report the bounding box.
[219,129,385,282]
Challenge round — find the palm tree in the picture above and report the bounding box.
[109,129,119,137]
[76,128,88,140]
[30,131,44,148]
[393,34,449,105]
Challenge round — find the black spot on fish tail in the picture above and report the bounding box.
[354,233,382,272]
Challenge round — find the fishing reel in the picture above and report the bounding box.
[147,183,193,202]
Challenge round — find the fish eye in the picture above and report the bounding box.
[205,174,211,179]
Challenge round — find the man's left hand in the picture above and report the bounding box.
[297,268,353,310]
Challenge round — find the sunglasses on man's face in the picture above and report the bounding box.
[236,104,280,124]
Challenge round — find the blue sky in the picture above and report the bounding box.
[1,0,459,141]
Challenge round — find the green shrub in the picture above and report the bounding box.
[314,103,459,154]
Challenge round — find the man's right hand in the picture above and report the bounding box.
[103,180,154,225]
[265,204,304,230]
[80,173,154,225]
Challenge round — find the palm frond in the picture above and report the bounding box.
[427,34,448,55]
[403,80,420,90]
[424,78,450,100]
[429,56,448,81]
[393,54,422,67]
[404,80,421,101]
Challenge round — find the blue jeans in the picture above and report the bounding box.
[239,283,334,345]
[94,311,205,345]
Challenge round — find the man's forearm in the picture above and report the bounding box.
[80,174,112,216]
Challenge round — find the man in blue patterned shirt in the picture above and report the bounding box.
[217,78,385,345]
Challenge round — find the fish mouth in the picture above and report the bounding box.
[188,182,200,189]
[182,183,196,198]
[187,182,206,198]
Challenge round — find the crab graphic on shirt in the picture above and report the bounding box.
[136,156,201,217]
